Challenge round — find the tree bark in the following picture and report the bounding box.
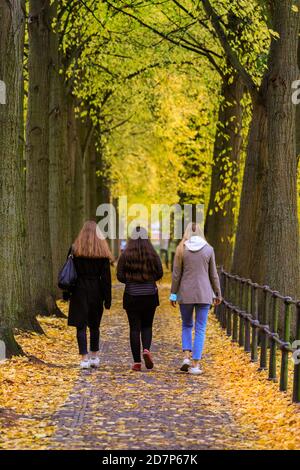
[26,0,59,315]
[82,120,95,221]
[96,145,111,206]
[18,5,43,333]
[205,73,244,269]
[203,0,300,300]
[295,37,300,161]
[232,1,300,300]
[89,136,98,219]
[68,99,85,239]
[259,1,300,299]
[0,0,26,355]
[231,97,268,281]
[49,3,72,292]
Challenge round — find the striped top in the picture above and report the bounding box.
[125,281,158,296]
[116,251,163,297]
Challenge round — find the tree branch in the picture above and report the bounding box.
[201,0,259,100]
[105,1,220,60]
[102,115,134,134]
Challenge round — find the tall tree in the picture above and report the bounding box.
[48,1,72,292]
[26,0,59,315]
[204,0,300,297]
[0,0,27,355]
[258,0,300,296]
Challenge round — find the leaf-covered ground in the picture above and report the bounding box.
[1,280,300,450]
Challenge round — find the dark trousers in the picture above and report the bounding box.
[126,307,156,363]
[76,326,100,355]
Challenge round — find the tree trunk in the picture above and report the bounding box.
[49,4,72,292]
[259,1,300,299]
[205,73,244,269]
[0,1,26,356]
[231,98,268,281]
[295,37,300,161]
[68,100,84,239]
[82,122,95,221]
[96,147,111,206]
[18,6,43,333]
[72,115,95,225]
[232,1,300,299]
[26,0,59,315]
[89,137,98,219]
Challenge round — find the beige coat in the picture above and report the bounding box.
[171,241,221,305]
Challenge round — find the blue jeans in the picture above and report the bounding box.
[180,304,210,360]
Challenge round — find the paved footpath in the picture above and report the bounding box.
[49,284,254,450]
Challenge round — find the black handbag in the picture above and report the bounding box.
[58,249,77,290]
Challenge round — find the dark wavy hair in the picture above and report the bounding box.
[122,227,162,282]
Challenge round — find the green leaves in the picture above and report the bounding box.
[55,0,269,212]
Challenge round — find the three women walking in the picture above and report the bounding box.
[62,221,221,372]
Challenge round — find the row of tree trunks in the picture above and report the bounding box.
[205,72,244,270]
[232,0,300,300]
[260,1,300,299]
[0,1,118,355]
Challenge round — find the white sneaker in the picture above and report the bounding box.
[180,358,191,372]
[189,366,203,375]
[90,356,100,368]
[80,359,91,369]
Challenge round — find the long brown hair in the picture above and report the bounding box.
[122,227,162,282]
[73,221,113,260]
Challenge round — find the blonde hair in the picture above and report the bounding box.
[73,220,113,260]
[175,222,206,263]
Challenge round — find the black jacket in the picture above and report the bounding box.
[67,255,112,328]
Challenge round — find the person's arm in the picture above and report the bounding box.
[101,258,112,309]
[209,249,222,300]
[116,253,127,284]
[170,247,183,296]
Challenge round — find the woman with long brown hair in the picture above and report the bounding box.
[64,220,112,369]
[117,227,163,371]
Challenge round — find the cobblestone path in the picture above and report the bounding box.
[49,284,255,450]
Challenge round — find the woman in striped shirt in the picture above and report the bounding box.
[117,227,163,371]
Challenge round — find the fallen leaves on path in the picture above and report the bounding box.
[204,315,300,449]
[0,302,78,449]
[1,282,300,449]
